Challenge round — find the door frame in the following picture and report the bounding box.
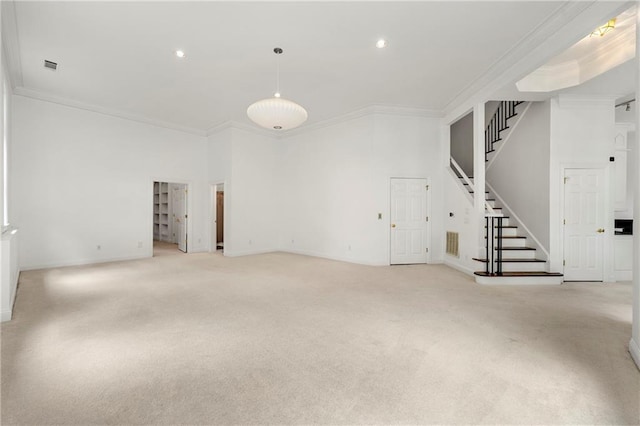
[209,182,226,253]
[388,176,431,265]
[559,164,613,281]
[149,178,192,255]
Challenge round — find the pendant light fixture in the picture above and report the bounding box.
[247,47,308,130]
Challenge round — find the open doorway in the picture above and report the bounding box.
[211,183,224,253]
[153,181,188,256]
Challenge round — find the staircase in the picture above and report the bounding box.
[450,100,563,285]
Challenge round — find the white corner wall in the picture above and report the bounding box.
[549,96,616,279]
[1,35,20,321]
[12,96,209,270]
[279,113,443,265]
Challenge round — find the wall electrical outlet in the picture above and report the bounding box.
[378,213,382,220]
[96,245,101,250]
[137,241,143,248]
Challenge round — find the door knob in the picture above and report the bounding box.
[391,224,396,228]
[596,228,605,233]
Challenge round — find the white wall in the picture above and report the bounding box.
[487,101,551,253]
[549,96,616,279]
[228,128,280,257]
[1,28,20,321]
[450,112,473,176]
[279,113,443,266]
[443,168,482,274]
[12,96,209,270]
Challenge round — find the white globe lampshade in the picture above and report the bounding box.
[247,97,308,130]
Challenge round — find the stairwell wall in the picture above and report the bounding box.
[450,112,473,177]
[486,101,551,254]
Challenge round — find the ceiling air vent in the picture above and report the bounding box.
[44,60,58,70]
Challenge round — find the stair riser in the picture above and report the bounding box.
[475,261,547,272]
[476,275,562,285]
[488,238,526,247]
[497,250,537,260]
[487,227,518,237]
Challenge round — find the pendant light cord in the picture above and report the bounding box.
[274,47,283,97]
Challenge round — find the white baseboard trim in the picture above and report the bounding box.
[630,338,640,371]
[443,258,475,276]
[21,253,150,271]
[615,271,633,282]
[281,248,387,266]
[223,248,278,258]
[1,308,12,322]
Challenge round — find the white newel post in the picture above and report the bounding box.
[473,103,486,255]
[631,4,640,370]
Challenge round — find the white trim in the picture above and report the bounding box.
[281,248,387,267]
[486,182,550,260]
[14,88,207,136]
[206,120,275,138]
[443,259,475,277]
[283,104,442,138]
[0,0,23,89]
[630,338,640,371]
[1,308,13,322]
[486,102,532,170]
[20,253,149,272]
[615,270,633,281]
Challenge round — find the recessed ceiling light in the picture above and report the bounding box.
[376,39,388,49]
[175,50,186,58]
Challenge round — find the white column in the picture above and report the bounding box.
[630,5,640,369]
[473,103,486,256]
[473,103,486,213]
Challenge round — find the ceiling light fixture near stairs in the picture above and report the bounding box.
[590,18,616,37]
[247,47,308,131]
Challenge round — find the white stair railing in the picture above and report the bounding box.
[449,157,501,216]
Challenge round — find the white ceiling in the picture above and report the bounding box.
[2,1,632,133]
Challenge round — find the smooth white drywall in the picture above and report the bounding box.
[227,128,280,257]
[279,113,443,266]
[487,101,551,252]
[549,96,616,279]
[12,96,209,270]
[1,40,19,321]
[443,168,482,275]
[450,112,473,176]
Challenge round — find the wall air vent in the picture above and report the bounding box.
[44,60,58,70]
[446,231,459,257]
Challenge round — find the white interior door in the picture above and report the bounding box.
[563,168,605,281]
[390,178,428,265]
[173,184,188,252]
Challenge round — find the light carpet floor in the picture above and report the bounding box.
[1,251,639,424]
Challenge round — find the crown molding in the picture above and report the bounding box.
[1,0,24,89]
[206,120,276,139]
[206,104,442,139]
[14,87,207,136]
[280,104,442,138]
[443,0,635,124]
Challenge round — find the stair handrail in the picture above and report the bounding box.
[485,101,524,160]
[449,157,502,216]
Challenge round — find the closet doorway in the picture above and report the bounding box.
[211,183,224,253]
[153,181,188,255]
